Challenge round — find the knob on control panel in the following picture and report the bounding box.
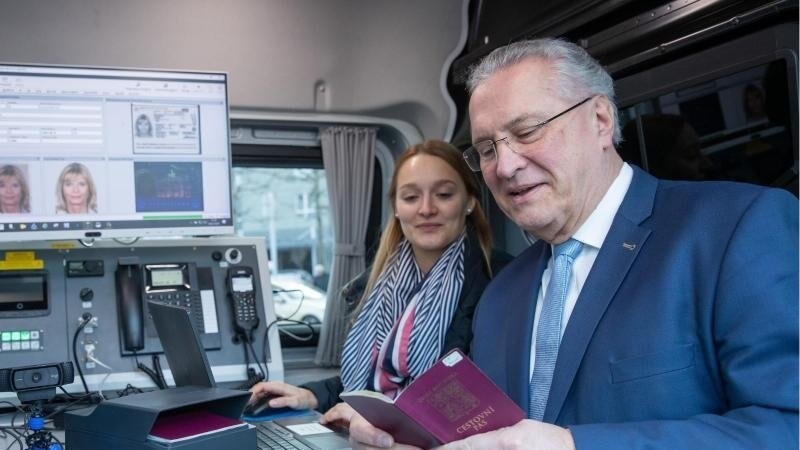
[79,288,94,302]
[224,247,242,264]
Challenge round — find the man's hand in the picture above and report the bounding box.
[248,380,319,410]
[348,413,422,450]
[436,420,576,450]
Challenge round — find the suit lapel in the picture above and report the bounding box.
[506,243,550,411]
[543,167,658,423]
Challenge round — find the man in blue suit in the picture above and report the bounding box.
[349,38,797,450]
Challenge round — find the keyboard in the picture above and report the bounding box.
[256,421,314,450]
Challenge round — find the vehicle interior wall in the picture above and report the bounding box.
[0,0,467,140]
[0,1,477,367]
[448,0,798,256]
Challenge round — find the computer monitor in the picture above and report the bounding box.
[0,63,233,241]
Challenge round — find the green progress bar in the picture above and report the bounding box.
[142,215,204,220]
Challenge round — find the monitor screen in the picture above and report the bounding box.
[0,64,233,241]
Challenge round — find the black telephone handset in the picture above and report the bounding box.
[228,266,259,334]
[115,264,145,351]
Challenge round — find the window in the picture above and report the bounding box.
[230,127,392,356]
[232,166,333,346]
[618,60,796,195]
[613,25,797,196]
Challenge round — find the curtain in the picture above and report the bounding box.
[315,126,376,366]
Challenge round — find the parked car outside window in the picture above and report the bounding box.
[270,273,327,324]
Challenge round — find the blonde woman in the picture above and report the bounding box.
[0,164,31,213]
[249,140,509,424]
[56,162,97,214]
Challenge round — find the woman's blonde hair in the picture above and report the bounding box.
[360,140,493,306]
[56,162,98,213]
[0,164,31,213]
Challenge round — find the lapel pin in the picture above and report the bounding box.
[622,242,636,251]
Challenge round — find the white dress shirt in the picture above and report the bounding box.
[529,163,633,378]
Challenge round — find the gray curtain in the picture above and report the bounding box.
[315,126,376,366]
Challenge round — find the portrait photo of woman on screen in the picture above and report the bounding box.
[134,113,153,138]
[0,164,31,214]
[56,162,98,214]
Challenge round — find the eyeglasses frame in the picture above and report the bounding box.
[463,96,594,172]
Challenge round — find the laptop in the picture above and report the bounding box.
[148,301,351,450]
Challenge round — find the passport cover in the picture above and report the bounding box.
[341,349,524,448]
[147,409,246,444]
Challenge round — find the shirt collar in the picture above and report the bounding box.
[572,163,633,250]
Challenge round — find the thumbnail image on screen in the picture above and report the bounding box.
[132,104,201,155]
[134,162,204,212]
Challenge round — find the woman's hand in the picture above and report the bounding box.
[320,402,358,429]
[248,381,319,410]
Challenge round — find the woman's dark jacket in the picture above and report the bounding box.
[301,230,511,412]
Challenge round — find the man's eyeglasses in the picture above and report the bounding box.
[463,96,593,172]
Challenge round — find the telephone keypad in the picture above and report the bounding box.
[235,292,257,324]
[146,291,205,333]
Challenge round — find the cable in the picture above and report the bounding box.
[116,384,143,397]
[1,427,23,450]
[87,355,113,371]
[152,354,167,389]
[0,401,28,416]
[272,288,306,321]
[43,392,96,420]
[234,324,266,388]
[132,351,165,389]
[260,315,314,375]
[244,335,266,379]
[57,386,81,400]
[276,322,316,341]
[71,312,93,394]
[87,354,114,400]
[258,287,314,377]
[240,332,251,373]
[0,398,85,450]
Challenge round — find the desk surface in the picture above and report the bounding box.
[0,366,340,448]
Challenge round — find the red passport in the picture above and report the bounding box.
[340,349,524,448]
[147,409,246,444]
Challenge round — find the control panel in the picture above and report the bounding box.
[0,237,283,399]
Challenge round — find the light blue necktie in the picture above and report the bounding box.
[528,238,583,420]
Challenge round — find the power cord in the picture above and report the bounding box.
[116,384,144,397]
[234,326,266,388]
[0,400,27,450]
[72,312,93,394]
[0,395,92,450]
[152,354,167,389]
[260,315,315,378]
[237,367,265,390]
[57,386,82,400]
[272,288,306,321]
[43,393,96,421]
[244,333,266,381]
[133,352,165,389]
[86,354,114,400]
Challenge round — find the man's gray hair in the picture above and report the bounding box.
[467,38,621,145]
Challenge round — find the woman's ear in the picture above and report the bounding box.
[466,197,477,215]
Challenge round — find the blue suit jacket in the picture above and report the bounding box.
[472,167,798,449]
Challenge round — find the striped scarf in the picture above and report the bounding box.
[341,231,466,396]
